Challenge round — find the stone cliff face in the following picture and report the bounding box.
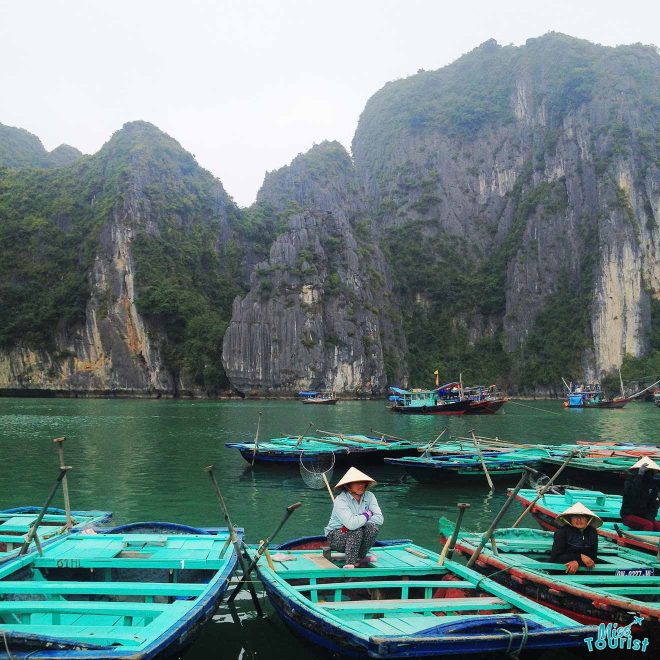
[222,142,407,394]
[1,34,658,396]
[352,34,659,385]
[0,121,240,395]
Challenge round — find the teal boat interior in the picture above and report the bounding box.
[0,528,237,655]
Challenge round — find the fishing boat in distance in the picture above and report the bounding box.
[389,382,506,415]
[298,390,338,404]
[438,521,660,638]
[246,539,594,658]
[0,522,240,658]
[514,487,660,554]
[0,506,112,563]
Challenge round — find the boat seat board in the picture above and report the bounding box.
[0,600,174,616]
[0,624,147,646]
[0,581,206,597]
[294,580,476,592]
[319,597,509,613]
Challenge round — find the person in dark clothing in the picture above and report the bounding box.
[620,456,660,532]
[550,502,601,574]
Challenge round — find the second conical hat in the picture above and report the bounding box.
[334,467,376,490]
[556,502,602,528]
[630,456,660,471]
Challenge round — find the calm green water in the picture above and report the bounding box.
[0,397,657,658]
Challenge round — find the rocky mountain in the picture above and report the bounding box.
[0,123,83,168]
[0,121,244,395]
[352,33,659,391]
[0,33,658,397]
[222,142,407,394]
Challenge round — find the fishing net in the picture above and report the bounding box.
[299,451,335,490]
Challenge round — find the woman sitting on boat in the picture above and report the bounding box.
[324,467,384,569]
[620,456,660,532]
[550,502,600,574]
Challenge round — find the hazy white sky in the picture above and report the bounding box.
[1,1,658,206]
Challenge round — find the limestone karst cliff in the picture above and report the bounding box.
[222,142,407,394]
[0,121,244,395]
[0,33,658,396]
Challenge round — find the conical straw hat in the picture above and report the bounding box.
[556,502,602,528]
[630,456,660,471]
[334,467,377,490]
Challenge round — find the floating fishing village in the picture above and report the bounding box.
[2,4,660,659]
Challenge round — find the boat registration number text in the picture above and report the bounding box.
[614,568,654,577]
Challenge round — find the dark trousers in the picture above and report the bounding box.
[326,522,379,565]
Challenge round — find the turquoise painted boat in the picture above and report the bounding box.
[246,540,594,657]
[539,454,637,482]
[0,507,112,563]
[385,448,549,483]
[515,487,660,554]
[439,520,660,639]
[0,523,239,658]
[226,433,418,465]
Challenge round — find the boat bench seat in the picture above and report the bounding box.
[0,581,206,598]
[295,580,475,592]
[319,597,509,613]
[0,624,148,646]
[0,600,171,616]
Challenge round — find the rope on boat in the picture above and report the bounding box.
[0,630,15,660]
[506,400,563,416]
[499,614,529,659]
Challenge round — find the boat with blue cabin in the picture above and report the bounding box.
[389,383,506,415]
[298,390,339,405]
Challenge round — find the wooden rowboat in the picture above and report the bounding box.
[385,448,548,483]
[226,434,417,465]
[247,539,594,657]
[515,487,660,554]
[0,506,112,563]
[439,520,660,640]
[0,522,239,658]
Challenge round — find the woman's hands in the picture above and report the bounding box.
[565,560,579,574]
[580,554,595,569]
[564,555,595,573]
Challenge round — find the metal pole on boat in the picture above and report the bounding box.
[618,368,626,400]
[53,437,73,529]
[470,430,494,491]
[19,467,70,556]
[205,465,264,616]
[251,411,262,467]
[227,501,303,605]
[294,422,315,446]
[466,466,536,568]
[438,503,470,565]
[511,450,578,528]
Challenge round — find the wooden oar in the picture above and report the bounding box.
[614,524,660,561]
[205,465,263,616]
[294,422,315,446]
[470,430,494,491]
[511,450,578,528]
[251,412,263,467]
[466,466,537,568]
[53,437,73,529]
[315,429,390,447]
[369,429,409,443]
[227,500,302,605]
[19,467,70,556]
[438,502,470,565]
[422,429,447,458]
